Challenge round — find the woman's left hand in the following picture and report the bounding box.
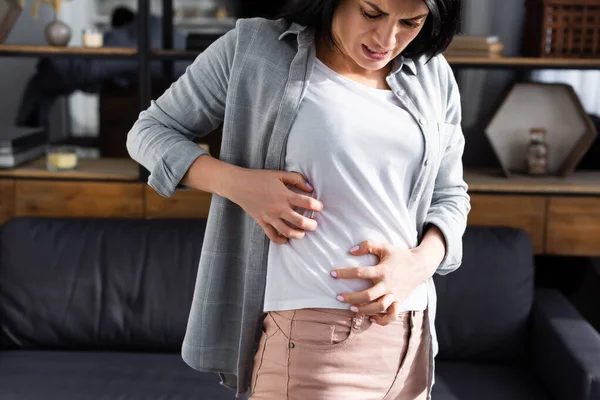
[331,240,436,326]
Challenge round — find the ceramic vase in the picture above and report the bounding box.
[45,18,71,47]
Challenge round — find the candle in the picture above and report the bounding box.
[47,146,78,171]
[82,28,103,48]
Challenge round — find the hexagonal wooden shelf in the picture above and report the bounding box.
[485,83,597,177]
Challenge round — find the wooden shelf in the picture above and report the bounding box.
[465,169,600,195]
[0,157,139,181]
[0,44,137,58]
[152,49,199,60]
[151,52,600,68]
[3,44,600,69]
[446,56,600,69]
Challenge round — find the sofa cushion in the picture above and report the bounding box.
[433,227,535,363]
[0,350,237,400]
[432,361,550,400]
[0,218,206,352]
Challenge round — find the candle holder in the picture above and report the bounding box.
[46,144,78,171]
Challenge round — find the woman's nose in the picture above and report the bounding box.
[374,25,398,49]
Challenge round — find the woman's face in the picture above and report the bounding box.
[331,0,429,71]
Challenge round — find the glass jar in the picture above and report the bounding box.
[47,145,78,171]
[82,28,103,48]
[525,128,549,176]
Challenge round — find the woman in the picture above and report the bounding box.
[126,0,469,399]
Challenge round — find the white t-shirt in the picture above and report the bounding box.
[264,59,428,313]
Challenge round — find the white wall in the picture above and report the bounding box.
[0,4,67,140]
[59,1,99,137]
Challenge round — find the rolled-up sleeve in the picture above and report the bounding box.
[425,62,471,275]
[126,25,237,197]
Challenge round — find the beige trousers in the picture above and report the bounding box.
[250,308,431,400]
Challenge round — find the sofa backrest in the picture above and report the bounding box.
[0,218,535,362]
[433,226,535,364]
[0,217,206,353]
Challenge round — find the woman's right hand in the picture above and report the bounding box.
[227,168,323,244]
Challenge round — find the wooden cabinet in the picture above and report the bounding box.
[466,170,600,256]
[546,197,600,256]
[0,168,599,258]
[0,180,14,226]
[0,179,212,223]
[14,180,145,219]
[145,186,213,219]
[468,194,547,254]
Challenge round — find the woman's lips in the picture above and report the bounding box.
[362,44,390,61]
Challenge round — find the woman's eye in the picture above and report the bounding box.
[363,11,381,20]
[402,20,420,28]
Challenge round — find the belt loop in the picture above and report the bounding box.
[352,313,364,330]
[410,311,415,328]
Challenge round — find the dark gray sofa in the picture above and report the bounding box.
[0,218,598,399]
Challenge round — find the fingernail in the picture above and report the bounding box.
[350,306,359,313]
[350,246,359,252]
[306,182,314,191]
[336,295,345,302]
[330,271,337,278]
[370,318,377,324]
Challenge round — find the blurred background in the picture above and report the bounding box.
[1,1,600,399]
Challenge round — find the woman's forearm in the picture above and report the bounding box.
[181,155,243,199]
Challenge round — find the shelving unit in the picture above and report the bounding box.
[2,0,600,256]
[2,0,600,182]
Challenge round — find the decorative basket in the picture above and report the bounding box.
[523,0,600,58]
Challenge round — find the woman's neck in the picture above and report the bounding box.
[315,37,392,90]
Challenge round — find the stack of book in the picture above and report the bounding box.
[0,127,47,169]
[445,35,504,58]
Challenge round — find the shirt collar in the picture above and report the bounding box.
[278,23,309,41]
[391,55,419,76]
[279,22,419,76]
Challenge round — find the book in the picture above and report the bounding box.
[0,126,47,155]
[0,143,45,168]
[445,42,504,58]
[451,35,500,46]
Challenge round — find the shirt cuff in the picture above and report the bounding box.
[424,215,462,276]
[147,140,209,197]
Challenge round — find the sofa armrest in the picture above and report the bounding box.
[532,289,600,400]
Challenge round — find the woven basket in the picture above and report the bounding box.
[524,0,600,58]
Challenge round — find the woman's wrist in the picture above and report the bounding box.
[412,225,446,279]
[181,155,245,199]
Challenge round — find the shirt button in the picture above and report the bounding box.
[419,118,426,125]
[424,159,429,166]
[395,90,405,96]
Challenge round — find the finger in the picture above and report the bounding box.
[370,302,400,326]
[290,193,323,213]
[337,282,386,305]
[282,172,314,193]
[283,210,318,232]
[331,266,379,280]
[263,223,288,245]
[271,219,306,240]
[350,240,388,259]
[356,293,395,316]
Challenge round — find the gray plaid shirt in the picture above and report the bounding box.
[127,17,470,398]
